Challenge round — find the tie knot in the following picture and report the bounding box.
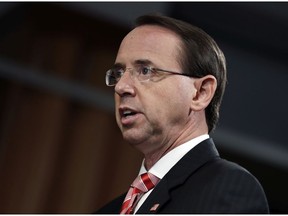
[132,172,160,193]
[120,173,160,214]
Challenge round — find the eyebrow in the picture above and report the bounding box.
[112,59,154,69]
[112,62,125,69]
[134,59,153,66]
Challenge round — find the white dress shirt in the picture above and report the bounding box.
[134,134,209,213]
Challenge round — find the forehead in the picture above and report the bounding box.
[115,25,182,68]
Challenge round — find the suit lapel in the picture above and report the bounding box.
[137,138,219,214]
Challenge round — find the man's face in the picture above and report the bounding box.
[114,25,196,155]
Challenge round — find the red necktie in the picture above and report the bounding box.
[120,172,160,214]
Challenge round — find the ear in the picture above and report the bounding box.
[191,75,217,111]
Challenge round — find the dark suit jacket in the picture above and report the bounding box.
[96,138,269,214]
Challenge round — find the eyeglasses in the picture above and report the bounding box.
[105,65,192,86]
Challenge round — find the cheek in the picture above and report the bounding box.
[144,88,179,118]
[151,83,193,116]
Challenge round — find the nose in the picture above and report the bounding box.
[114,69,136,97]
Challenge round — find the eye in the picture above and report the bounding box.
[139,65,153,76]
[112,68,124,78]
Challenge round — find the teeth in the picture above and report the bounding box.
[123,110,132,115]
[123,110,134,117]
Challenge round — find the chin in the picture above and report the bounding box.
[122,131,146,146]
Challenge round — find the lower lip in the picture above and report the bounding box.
[121,113,140,126]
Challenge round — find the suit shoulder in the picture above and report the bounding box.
[214,158,249,171]
[214,158,258,178]
[208,157,262,185]
[190,157,269,213]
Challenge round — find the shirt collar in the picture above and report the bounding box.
[138,134,209,179]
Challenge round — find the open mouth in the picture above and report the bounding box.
[119,107,138,118]
[122,110,137,118]
[119,107,140,125]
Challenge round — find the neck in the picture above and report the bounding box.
[143,122,208,170]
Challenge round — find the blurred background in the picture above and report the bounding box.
[0,2,287,213]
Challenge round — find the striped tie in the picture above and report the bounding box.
[120,172,160,214]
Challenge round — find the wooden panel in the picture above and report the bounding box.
[0,3,142,213]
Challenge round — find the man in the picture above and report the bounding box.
[97,14,269,214]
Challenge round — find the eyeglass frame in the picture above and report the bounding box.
[105,65,193,86]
